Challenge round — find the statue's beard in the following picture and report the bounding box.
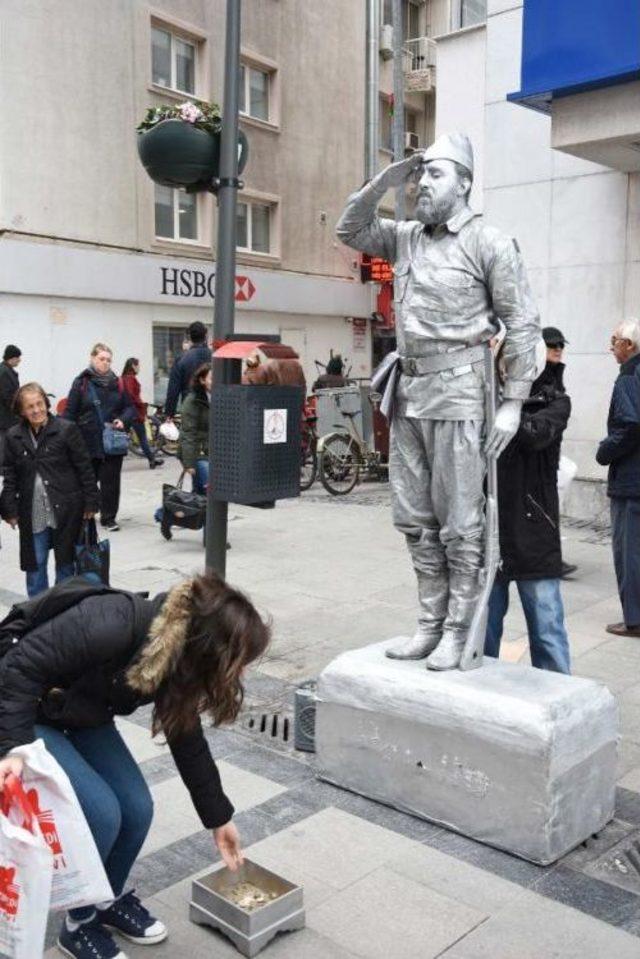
[415,191,459,226]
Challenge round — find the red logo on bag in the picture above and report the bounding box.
[26,789,65,866]
[0,866,19,917]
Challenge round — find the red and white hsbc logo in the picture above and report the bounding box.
[235,276,256,302]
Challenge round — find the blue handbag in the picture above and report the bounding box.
[87,381,129,456]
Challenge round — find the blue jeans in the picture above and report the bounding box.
[194,458,209,495]
[484,573,571,674]
[35,722,153,920]
[26,527,75,598]
[131,420,153,462]
[610,497,640,627]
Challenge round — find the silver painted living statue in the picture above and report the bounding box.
[336,133,540,670]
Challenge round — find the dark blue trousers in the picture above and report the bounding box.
[611,497,640,627]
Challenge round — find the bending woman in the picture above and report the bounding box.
[0,572,270,959]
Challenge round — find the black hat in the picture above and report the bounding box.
[3,345,21,361]
[542,327,568,347]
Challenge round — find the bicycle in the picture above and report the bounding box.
[300,400,318,491]
[318,392,387,495]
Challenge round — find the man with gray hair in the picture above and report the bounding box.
[336,133,540,669]
[597,318,640,637]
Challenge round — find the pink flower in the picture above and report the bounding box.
[179,102,202,124]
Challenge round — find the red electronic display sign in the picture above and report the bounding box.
[360,254,394,284]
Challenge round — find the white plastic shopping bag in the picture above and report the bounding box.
[11,739,113,911]
[557,455,577,512]
[0,775,52,959]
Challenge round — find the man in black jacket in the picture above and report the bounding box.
[484,351,572,672]
[596,318,640,637]
[0,344,21,469]
[164,321,211,417]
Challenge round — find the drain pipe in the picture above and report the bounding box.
[365,0,380,180]
[392,0,405,219]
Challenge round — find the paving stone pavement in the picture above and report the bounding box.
[2,457,637,958]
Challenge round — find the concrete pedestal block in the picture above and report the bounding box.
[315,640,619,865]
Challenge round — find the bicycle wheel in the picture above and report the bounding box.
[300,442,318,491]
[319,434,360,495]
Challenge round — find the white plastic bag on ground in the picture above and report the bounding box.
[0,775,52,959]
[11,740,113,911]
[558,455,577,512]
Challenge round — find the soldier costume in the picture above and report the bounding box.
[336,134,540,669]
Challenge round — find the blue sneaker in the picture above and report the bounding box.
[57,916,127,959]
[98,890,168,945]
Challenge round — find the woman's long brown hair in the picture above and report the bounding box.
[152,573,271,740]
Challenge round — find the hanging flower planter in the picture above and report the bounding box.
[137,100,248,192]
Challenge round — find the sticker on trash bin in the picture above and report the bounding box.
[263,409,287,444]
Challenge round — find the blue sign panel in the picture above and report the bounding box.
[509,0,640,112]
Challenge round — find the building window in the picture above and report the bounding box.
[382,0,421,39]
[380,96,393,151]
[154,185,198,241]
[459,0,486,28]
[237,201,272,253]
[151,25,196,94]
[239,63,271,121]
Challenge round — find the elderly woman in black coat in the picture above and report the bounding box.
[1,382,99,597]
[65,342,136,532]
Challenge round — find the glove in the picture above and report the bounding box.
[485,399,523,458]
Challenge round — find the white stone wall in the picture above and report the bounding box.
[435,0,640,517]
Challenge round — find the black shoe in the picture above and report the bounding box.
[148,458,156,470]
[98,890,167,945]
[561,562,577,578]
[160,518,172,541]
[102,521,120,533]
[57,917,126,959]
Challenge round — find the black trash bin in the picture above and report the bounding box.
[210,384,303,505]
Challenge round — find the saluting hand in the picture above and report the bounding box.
[213,821,244,872]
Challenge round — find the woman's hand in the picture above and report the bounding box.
[213,821,244,871]
[5,517,17,529]
[0,756,24,790]
[185,468,196,476]
[83,511,96,520]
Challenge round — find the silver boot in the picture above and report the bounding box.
[386,572,448,660]
[426,571,480,671]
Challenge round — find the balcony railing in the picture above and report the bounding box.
[403,36,436,93]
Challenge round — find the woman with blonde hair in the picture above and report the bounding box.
[65,343,136,532]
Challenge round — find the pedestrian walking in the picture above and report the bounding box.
[0,571,270,958]
[0,344,21,469]
[164,321,211,417]
[0,383,98,597]
[484,350,572,673]
[178,363,212,494]
[596,318,640,637]
[541,326,578,578]
[65,343,136,532]
[120,357,162,469]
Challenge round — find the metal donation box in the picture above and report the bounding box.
[210,383,304,505]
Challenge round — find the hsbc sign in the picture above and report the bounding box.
[159,267,257,302]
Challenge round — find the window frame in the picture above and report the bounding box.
[236,199,272,254]
[238,49,280,131]
[154,185,201,245]
[239,63,270,122]
[454,0,487,30]
[149,11,208,99]
[235,190,281,264]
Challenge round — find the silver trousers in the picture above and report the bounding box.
[389,417,485,641]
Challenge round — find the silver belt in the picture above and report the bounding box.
[400,344,487,376]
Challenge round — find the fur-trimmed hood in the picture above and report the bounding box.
[127,579,193,694]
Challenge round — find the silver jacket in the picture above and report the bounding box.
[337,181,540,420]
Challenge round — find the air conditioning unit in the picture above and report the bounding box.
[405,131,420,151]
[379,24,394,60]
[417,36,437,68]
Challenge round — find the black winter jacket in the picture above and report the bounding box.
[164,345,212,417]
[65,369,136,459]
[497,362,571,580]
[0,363,19,431]
[0,590,234,829]
[596,352,640,498]
[1,417,99,571]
